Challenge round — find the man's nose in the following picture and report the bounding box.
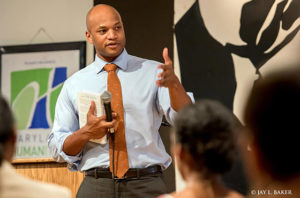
[107,30,117,39]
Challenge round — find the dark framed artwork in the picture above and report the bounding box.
[0,41,86,163]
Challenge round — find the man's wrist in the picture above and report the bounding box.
[76,126,91,142]
[167,76,181,90]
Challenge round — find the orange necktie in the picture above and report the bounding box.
[104,63,129,178]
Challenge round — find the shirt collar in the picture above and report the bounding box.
[95,49,128,73]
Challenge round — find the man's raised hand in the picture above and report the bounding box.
[156,48,180,88]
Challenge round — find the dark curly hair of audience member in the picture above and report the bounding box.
[174,100,241,176]
[0,95,15,165]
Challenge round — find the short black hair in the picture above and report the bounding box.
[0,94,15,164]
[244,68,300,180]
[174,100,241,175]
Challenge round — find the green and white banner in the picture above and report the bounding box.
[1,49,81,159]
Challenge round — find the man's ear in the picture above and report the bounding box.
[172,144,187,180]
[250,139,271,177]
[172,144,184,160]
[85,30,93,44]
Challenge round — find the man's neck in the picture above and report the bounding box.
[96,51,124,63]
[101,56,116,63]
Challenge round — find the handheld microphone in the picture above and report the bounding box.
[100,91,114,133]
[101,90,116,178]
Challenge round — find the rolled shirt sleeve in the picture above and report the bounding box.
[156,85,195,125]
[47,81,82,171]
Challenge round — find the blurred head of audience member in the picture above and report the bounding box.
[0,94,72,198]
[162,100,244,198]
[243,68,300,197]
[0,94,16,165]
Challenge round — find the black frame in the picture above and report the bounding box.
[0,41,86,89]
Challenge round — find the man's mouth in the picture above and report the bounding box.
[106,43,119,48]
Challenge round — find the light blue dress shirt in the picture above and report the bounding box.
[48,49,191,172]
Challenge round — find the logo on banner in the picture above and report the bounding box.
[11,67,66,130]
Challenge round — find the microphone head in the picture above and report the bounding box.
[101,90,112,103]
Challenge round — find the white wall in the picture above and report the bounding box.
[0,0,94,65]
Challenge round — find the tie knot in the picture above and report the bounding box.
[104,64,118,72]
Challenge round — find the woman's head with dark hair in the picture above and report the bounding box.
[0,94,15,165]
[173,100,241,177]
[244,67,300,180]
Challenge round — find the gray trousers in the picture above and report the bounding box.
[76,172,168,198]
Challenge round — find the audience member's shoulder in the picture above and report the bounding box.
[226,190,245,198]
[1,161,71,198]
[27,179,71,198]
[157,194,174,198]
[172,189,195,198]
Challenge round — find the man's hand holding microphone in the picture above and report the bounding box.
[62,91,117,156]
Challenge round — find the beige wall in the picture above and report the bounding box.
[0,0,93,196]
[173,0,194,191]
[174,0,300,192]
[0,0,94,65]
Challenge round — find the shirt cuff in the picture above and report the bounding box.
[165,92,195,125]
[58,134,82,171]
[187,92,195,103]
[60,150,82,171]
[167,107,177,125]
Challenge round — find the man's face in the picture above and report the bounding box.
[86,7,126,62]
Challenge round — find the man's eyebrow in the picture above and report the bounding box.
[96,25,107,30]
[114,22,121,25]
[96,22,121,29]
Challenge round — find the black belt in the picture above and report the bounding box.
[85,165,162,179]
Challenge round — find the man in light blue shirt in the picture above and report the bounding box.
[48,4,192,198]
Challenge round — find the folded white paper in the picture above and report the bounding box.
[77,91,107,144]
